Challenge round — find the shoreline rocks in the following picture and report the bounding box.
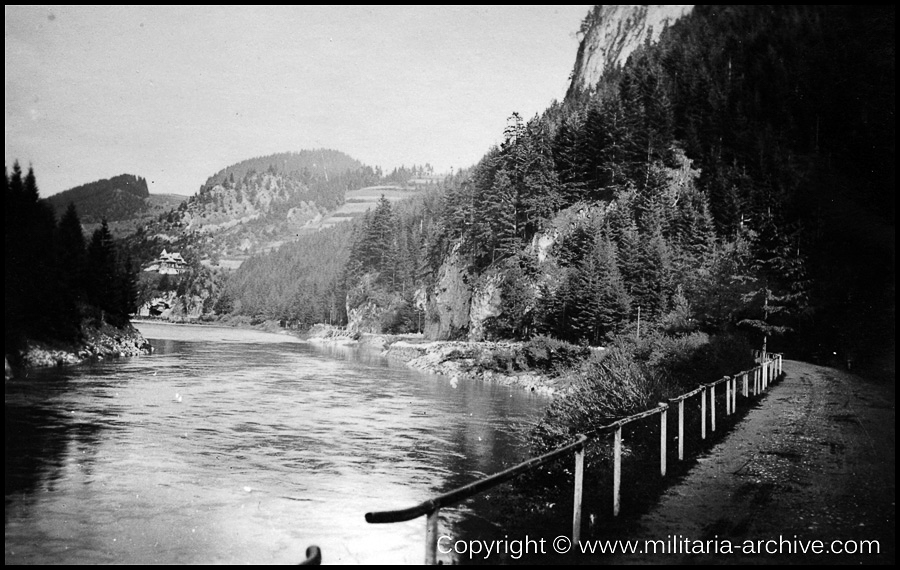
[9,321,152,378]
[384,340,563,396]
[307,325,564,396]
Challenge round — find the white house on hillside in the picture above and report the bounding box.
[144,249,188,275]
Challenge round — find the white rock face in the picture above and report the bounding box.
[425,244,472,340]
[468,271,504,341]
[568,5,693,94]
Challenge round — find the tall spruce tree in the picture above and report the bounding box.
[87,220,119,318]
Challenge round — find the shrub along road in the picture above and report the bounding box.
[596,360,895,564]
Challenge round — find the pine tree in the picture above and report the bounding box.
[569,235,631,345]
[87,220,118,318]
[119,256,138,317]
[56,203,88,334]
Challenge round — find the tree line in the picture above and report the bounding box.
[5,163,138,359]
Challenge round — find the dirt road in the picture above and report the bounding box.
[599,360,895,564]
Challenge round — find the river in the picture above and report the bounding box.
[5,322,550,564]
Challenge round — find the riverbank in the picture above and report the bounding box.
[123,319,584,395]
[132,319,303,344]
[7,319,151,379]
[306,324,590,396]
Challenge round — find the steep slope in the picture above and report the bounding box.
[566,5,693,99]
[127,157,372,269]
[123,150,432,272]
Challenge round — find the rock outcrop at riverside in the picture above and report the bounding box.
[566,5,693,99]
[384,340,562,395]
[8,320,152,379]
[424,244,473,340]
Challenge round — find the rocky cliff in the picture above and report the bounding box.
[566,5,693,99]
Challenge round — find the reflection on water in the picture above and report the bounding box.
[5,324,549,564]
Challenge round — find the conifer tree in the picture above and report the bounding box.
[56,203,88,334]
[87,220,119,317]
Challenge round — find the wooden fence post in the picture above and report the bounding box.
[425,509,439,565]
[725,378,731,415]
[613,424,622,516]
[677,398,684,460]
[701,385,707,440]
[573,446,584,544]
[660,404,667,477]
[731,376,737,412]
[710,383,716,432]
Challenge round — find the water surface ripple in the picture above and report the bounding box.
[5,324,548,564]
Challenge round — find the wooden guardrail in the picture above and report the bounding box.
[366,434,589,564]
[365,352,783,564]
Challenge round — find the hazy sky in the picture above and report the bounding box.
[5,5,592,197]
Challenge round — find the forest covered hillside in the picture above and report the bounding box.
[210,5,893,381]
[122,149,374,267]
[119,149,438,322]
[44,173,149,222]
[42,174,186,238]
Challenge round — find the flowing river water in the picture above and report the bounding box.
[5,322,550,564]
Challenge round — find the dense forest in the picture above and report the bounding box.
[225,5,891,373]
[202,149,362,189]
[44,173,150,223]
[218,222,355,327]
[5,163,138,363]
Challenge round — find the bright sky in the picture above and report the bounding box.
[5,5,592,197]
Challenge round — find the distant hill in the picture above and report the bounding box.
[43,174,187,238]
[202,149,363,189]
[121,149,386,269]
[44,174,150,223]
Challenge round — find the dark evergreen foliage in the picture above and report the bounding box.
[5,165,138,357]
[44,174,150,223]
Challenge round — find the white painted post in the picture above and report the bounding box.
[731,376,737,412]
[573,446,584,544]
[613,424,622,516]
[762,358,768,390]
[710,383,716,432]
[660,404,667,477]
[701,386,707,440]
[426,509,439,565]
[743,372,748,398]
[726,378,731,416]
[678,399,684,460]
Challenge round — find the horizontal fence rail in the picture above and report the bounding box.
[367,435,588,564]
[365,351,783,564]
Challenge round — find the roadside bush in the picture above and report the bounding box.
[529,330,754,454]
[522,334,591,373]
[514,330,756,526]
